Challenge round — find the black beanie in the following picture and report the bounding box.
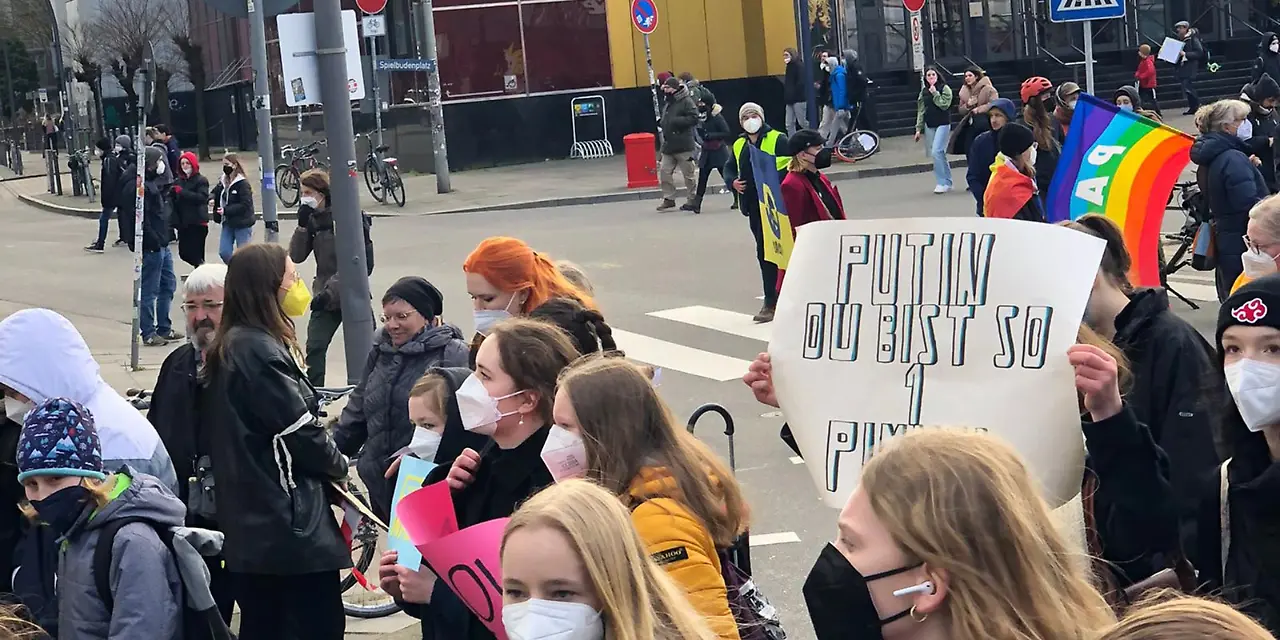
[1217,273,1280,353]
[789,129,826,156]
[998,123,1036,158]
[663,76,682,90]
[384,276,444,320]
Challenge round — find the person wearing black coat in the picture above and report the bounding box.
[172,151,211,268]
[203,243,351,639]
[1242,74,1280,193]
[1190,100,1271,301]
[1190,276,1280,634]
[783,47,807,134]
[1254,32,1280,85]
[86,136,126,252]
[114,142,139,251]
[686,102,733,214]
[1175,22,1205,114]
[210,154,255,264]
[966,97,1016,216]
[139,146,180,347]
[724,102,790,323]
[333,277,469,520]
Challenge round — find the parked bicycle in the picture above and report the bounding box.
[834,103,880,163]
[125,386,400,619]
[275,139,329,208]
[68,147,96,201]
[357,132,405,207]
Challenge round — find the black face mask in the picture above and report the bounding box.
[803,543,922,640]
[814,147,834,170]
[30,485,92,538]
[223,165,235,176]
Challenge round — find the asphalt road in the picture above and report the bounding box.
[0,171,1223,639]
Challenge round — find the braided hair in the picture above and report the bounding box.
[529,297,618,356]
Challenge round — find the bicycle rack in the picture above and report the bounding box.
[568,94,614,160]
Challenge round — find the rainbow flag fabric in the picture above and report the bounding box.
[1046,93,1193,287]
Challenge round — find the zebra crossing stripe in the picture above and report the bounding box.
[647,305,773,342]
[611,329,751,382]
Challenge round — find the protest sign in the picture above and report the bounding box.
[388,456,438,570]
[396,480,460,549]
[749,144,794,270]
[770,218,1104,510]
[1046,93,1193,287]
[420,518,511,640]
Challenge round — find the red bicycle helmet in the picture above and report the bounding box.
[1020,76,1053,104]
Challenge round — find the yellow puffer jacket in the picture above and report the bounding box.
[627,467,740,640]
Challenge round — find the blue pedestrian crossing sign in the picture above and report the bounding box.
[631,0,658,34]
[1049,0,1124,23]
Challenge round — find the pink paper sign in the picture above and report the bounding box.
[394,480,459,547]
[419,518,511,640]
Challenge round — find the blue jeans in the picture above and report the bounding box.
[141,247,176,340]
[95,206,113,245]
[924,124,953,188]
[219,225,254,263]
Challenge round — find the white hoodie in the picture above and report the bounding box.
[0,309,177,492]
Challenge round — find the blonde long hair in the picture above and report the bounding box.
[557,356,748,546]
[502,480,719,640]
[861,429,1114,640]
[1097,591,1273,639]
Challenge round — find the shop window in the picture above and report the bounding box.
[520,0,610,93]
[434,4,525,98]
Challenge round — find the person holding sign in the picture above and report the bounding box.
[502,479,720,640]
[551,356,749,639]
[802,428,1116,640]
[1191,275,1280,634]
[724,103,790,324]
[395,318,579,640]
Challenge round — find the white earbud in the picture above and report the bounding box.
[892,581,935,597]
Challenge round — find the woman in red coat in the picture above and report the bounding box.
[778,129,846,291]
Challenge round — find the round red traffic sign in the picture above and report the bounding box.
[903,0,925,13]
[355,0,386,15]
[631,0,658,35]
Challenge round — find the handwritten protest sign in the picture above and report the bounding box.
[396,480,459,548]
[388,456,438,570]
[420,518,511,640]
[771,218,1103,510]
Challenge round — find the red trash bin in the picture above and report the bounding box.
[624,133,659,189]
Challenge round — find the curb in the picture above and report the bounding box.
[15,157,967,219]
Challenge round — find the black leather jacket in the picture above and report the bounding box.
[205,326,352,575]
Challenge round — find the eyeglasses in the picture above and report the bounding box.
[181,301,224,313]
[380,310,418,323]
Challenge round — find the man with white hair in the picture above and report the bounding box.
[145,262,235,623]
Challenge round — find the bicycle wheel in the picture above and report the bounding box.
[363,158,386,203]
[338,482,401,619]
[835,130,881,163]
[387,166,406,207]
[276,165,301,207]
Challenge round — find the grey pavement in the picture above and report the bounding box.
[0,161,1220,639]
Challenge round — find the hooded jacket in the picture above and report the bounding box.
[204,326,352,575]
[958,75,998,118]
[333,323,470,519]
[967,100,1018,209]
[844,50,868,103]
[141,152,174,253]
[1254,32,1280,85]
[660,86,700,156]
[1190,131,1269,233]
[628,467,740,640]
[697,104,733,156]
[49,469,221,640]
[1111,288,1221,542]
[0,310,177,492]
[289,205,375,313]
[828,63,849,111]
[210,174,254,229]
[1114,85,1163,122]
[98,142,124,210]
[1136,54,1158,89]
[172,152,210,228]
[1242,75,1280,193]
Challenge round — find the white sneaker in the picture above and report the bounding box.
[933,185,948,194]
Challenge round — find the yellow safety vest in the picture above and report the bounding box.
[734,130,791,174]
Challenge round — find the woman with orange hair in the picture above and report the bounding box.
[462,237,595,361]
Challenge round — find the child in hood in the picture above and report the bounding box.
[14,398,216,640]
[983,123,1046,222]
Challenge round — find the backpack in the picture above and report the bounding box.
[718,534,787,640]
[92,516,233,640]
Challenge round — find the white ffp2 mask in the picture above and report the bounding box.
[502,599,603,640]
[1243,248,1279,279]
[743,117,763,134]
[454,374,523,436]
[540,425,588,482]
[1225,358,1280,431]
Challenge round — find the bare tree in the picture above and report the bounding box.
[4,0,56,51]
[170,0,209,159]
[63,24,104,139]
[87,0,175,127]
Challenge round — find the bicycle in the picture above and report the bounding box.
[1158,181,1208,310]
[357,132,405,208]
[833,104,881,163]
[126,386,400,619]
[275,139,329,208]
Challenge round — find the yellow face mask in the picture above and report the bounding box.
[281,278,312,317]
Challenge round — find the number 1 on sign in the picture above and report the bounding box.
[904,363,924,425]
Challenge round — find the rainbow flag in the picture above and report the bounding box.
[1046,93,1193,287]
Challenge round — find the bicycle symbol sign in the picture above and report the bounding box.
[630,0,658,34]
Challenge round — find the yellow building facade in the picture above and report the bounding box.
[604,0,801,89]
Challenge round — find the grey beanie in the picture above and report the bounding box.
[739,102,764,120]
[114,134,131,149]
[844,49,858,63]
[144,145,163,169]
